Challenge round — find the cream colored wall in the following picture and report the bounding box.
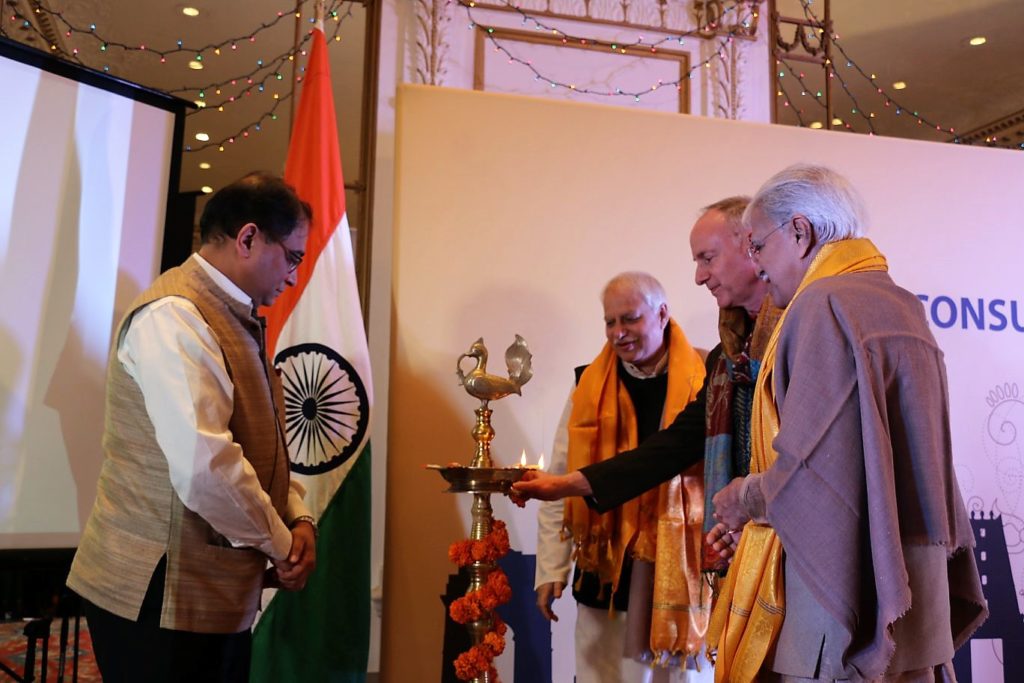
[370,2,771,674]
[380,85,753,682]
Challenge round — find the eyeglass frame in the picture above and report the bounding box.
[260,230,304,273]
[747,217,793,259]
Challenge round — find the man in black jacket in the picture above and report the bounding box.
[514,196,775,563]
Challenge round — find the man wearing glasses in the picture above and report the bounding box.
[708,164,987,681]
[68,172,317,682]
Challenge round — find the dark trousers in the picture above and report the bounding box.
[81,558,252,683]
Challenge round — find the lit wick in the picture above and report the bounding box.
[519,449,527,468]
[538,453,546,471]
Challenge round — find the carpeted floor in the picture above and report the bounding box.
[0,617,100,682]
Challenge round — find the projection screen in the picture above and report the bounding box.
[0,37,186,549]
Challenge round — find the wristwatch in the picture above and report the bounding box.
[290,514,318,540]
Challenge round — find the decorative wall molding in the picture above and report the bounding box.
[473,24,691,113]
[406,0,766,122]
[956,108,1024,150]
[414,0,453,85]
[769,0,833,126]
[692,0,761,40]
[473,0,760,39]
[4,0,70,56]
[712,32,741,119]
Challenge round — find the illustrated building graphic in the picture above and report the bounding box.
[953,510,1024,681]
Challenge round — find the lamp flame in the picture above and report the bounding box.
[520,449,527,467]
[538,453,546,470]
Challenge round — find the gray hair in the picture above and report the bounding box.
[701,195,751,240]
[602,271,667,311]
[744,164,867,243]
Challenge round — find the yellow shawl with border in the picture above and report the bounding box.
[564,318,709,658]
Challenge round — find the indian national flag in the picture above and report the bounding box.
[251,22,372,683]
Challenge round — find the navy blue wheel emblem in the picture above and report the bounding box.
[274,342,369,475]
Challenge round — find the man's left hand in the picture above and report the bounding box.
[274,522,317,591]
[712,476,751,530]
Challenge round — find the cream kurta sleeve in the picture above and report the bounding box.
[535,391,574,589]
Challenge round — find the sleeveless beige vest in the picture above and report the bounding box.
[67,257,290,634]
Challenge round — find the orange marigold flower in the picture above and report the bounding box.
[486,569,513,604]
[489,569,508,586]
[490,521,511,555]
[483,630,506,656]
[471,541,490,562]
[449,518,511,568]
[449,596,483,624]
[448,540,474,567]
[454,648,488,680]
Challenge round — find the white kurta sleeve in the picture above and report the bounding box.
[120,296,294,561]
[535,390,575,589]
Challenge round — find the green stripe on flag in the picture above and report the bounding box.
[251,447,372,683]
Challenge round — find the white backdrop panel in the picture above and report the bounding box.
[383,83,1024,683]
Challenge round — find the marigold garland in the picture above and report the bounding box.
[453,614,507,680]
[449,569,513,623]
[448,520,510,567]
[447,520,512,681]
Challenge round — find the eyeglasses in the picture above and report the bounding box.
[266,235,304,273]
[277,241,304,273]
[747,218,792,258]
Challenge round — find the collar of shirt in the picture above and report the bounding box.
[621,349,669,379]
[192,253,253,310]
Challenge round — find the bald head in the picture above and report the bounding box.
[601,272,669,374]
[601,271,667,311]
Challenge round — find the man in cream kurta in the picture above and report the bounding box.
[535,272,710,682]
[68,173,318,683]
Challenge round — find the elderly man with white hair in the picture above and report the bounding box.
[535,271,710,682]
[708,164,988,682]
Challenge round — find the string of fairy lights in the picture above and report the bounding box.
[1,0,355,152]
[13,2,296,59]
[185,6,357,154]
[4,0,997,152]
[775,61,807,127]
[832,38,952,136]
[2,0,330,73]
[460,0,753,102]
[460,0,982,144]
[773,0,959,139]
[777,57,878,134]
